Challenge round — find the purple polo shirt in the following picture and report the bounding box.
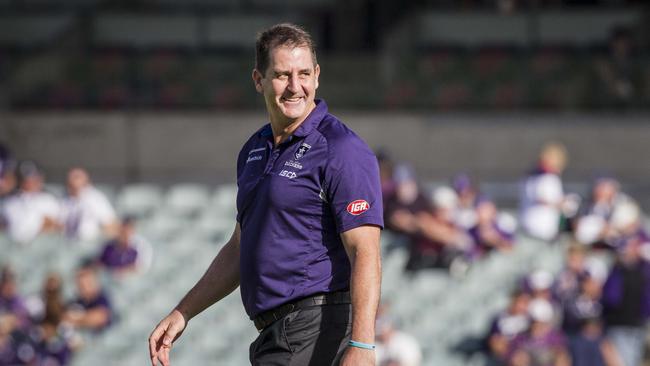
[236,99,383,318]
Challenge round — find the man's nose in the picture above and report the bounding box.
[287,74,300,92]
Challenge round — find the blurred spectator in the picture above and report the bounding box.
[601,237,650,366]
[376,312,422,366]
[27,272,66,325]
[97,217,152,276]
[64,265,113,333]
[486,289,531,365]
[520,142,579,242]
[592,26,642,109]
[60,167,118,242]
[0,312,37,365]
[467,197,515,259]
[452,174,479,230]
[554,245,587,303]
[562,269,623,366]
[0,266,30,329]
[525,269,563,327]
[1,161,61,244]
[508,299,570,366]
[384,165,471,272]
[33,313,74,366]
[574,177,638,247]
[0,142,16,198]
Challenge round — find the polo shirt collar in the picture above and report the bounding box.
[292,99,327,138]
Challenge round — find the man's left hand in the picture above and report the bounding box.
[340,346,375,366]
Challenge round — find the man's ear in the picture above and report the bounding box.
[252,69,264,93]
[314,64,320,90]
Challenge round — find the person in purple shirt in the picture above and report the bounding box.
[150,23,383,366]
[601,237,650,366]
[508,299,570,366]
[64,265,113,333]
[0,266,31,330]
[97,217,151,276]
[467,197,514,260]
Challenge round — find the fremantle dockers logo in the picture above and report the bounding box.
[295,143,312,160]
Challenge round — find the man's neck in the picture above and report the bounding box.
[269,102,316,146]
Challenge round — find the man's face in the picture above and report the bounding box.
[253,46,320,125]
[67,168,89,197]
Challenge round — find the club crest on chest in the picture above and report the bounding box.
[294,143,312,160]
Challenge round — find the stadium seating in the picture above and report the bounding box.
[0,182,583,365]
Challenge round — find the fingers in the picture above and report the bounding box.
[149,323,166,366]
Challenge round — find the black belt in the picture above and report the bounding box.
[253,291,351,332]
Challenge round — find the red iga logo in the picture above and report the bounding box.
[347,200,370,215]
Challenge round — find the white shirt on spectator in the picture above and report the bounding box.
[377,331,422,366]
[2,191,60,243]
[61,186,116,241]
[521,173,563,241]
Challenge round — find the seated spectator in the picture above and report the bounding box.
[607,201,649,254]
[486,289,531,365]
[560,263,623,366]
[602,237,650,366]
[574,177,637,247]
[520,142,579,242]
[562,269,603,336]
[555,245,588,303]
[60,167,118,242]
[452,173,479,230]
[375,310,422,366]
[1,161,61,244]
[525,269,563,327]
[63,264,113,333]
[384,165,470,272]
[0,311,37,365]
[0,266,30,329]
[34,312,74,366]
[467,197,514,259]
[27,272,65,324]
[508,299,570,366]
[97,217,152,275]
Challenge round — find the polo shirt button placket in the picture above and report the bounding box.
[264,148,281,176]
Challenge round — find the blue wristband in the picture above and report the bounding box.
[348,340,376,350]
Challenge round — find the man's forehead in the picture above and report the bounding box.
[268,45,316,68]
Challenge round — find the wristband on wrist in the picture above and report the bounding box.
[348,340,376,350]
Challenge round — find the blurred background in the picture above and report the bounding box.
[0,0,649,365]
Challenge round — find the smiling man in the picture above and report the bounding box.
[149,23,383,366]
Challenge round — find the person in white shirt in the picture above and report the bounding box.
[520,142,579,241]
[376,311,422,366]
[60,168,118,242]
[1,161,61,244]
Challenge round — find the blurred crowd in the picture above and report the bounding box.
[377,140,650,366]
[1,136,650,366]
[0,143,152,365]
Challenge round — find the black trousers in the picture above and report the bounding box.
[249,303,352,366]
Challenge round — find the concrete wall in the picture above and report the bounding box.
[1,111,648,188]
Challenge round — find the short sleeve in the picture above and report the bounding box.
[324,133,384,233]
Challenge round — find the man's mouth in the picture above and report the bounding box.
[281,97,303,104]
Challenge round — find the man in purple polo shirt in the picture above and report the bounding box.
[149,23,383,366]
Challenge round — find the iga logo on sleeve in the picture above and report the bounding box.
[347,200,370,215]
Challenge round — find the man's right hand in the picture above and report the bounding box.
[148,309,187,366]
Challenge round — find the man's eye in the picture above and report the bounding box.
[276,74,288,80]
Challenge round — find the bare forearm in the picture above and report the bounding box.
[349,249,381,343]
[176,229,240,320]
